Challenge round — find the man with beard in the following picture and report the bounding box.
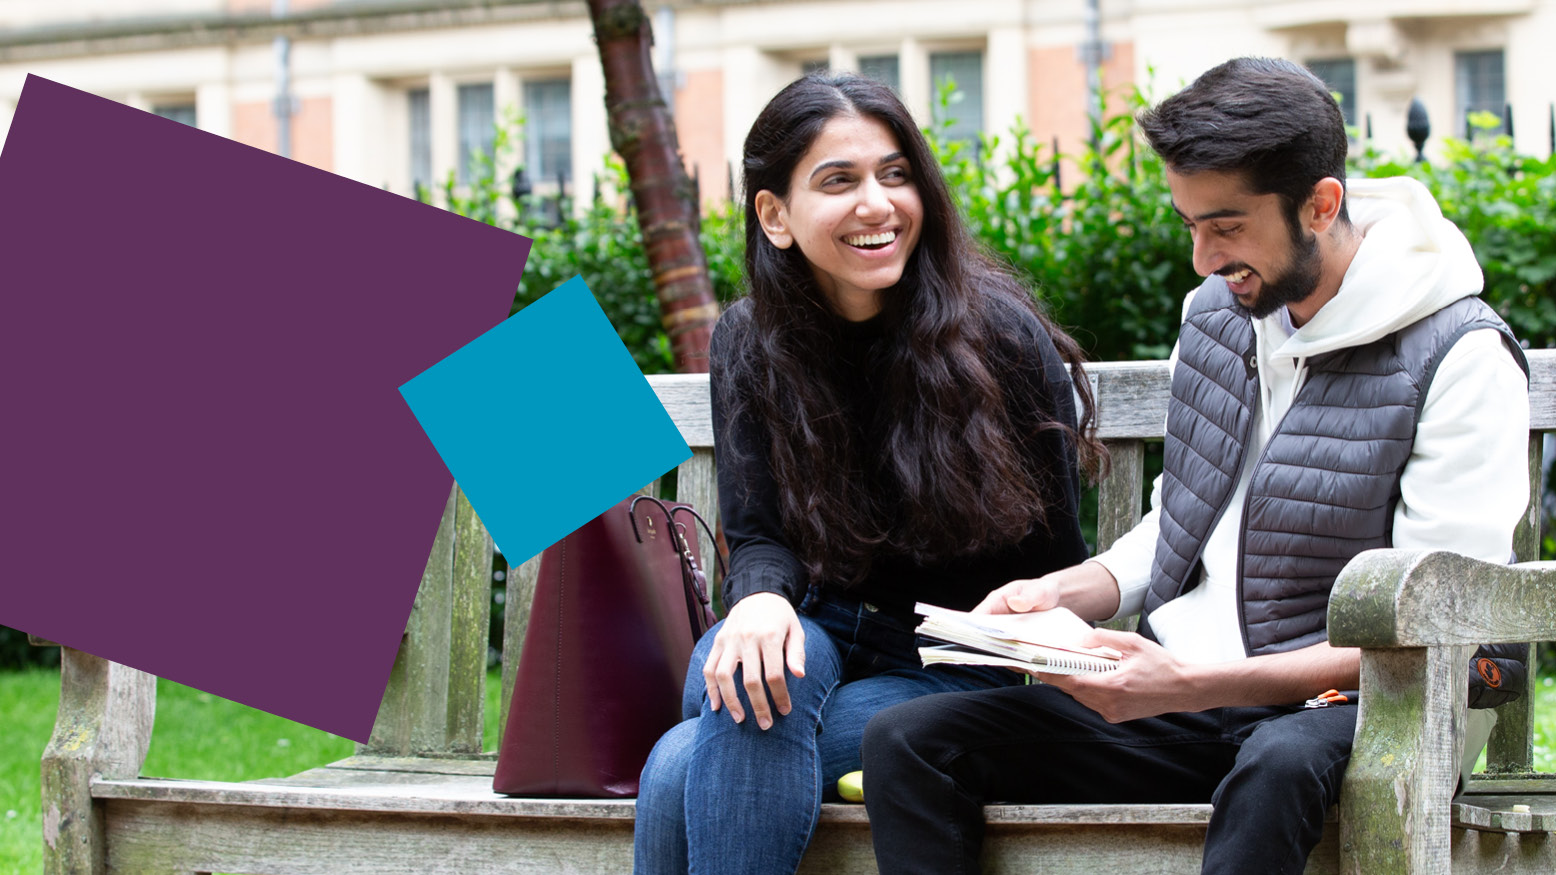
[860,57,1532,875]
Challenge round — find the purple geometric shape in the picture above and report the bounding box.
[0,75,529,742]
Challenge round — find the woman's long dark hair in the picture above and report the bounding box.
[725,72,1105,586]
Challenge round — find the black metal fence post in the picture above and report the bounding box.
[1407,98,1430,164]
[1052,135,1062,193]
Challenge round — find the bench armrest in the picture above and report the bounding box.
[1329,548,1556,648]
[42,648,156,873]
[1329,548,1555,875]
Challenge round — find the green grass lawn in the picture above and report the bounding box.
[0,666,507,875]
[2,667,1554,875]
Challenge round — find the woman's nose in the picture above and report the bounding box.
[856,177,893,221]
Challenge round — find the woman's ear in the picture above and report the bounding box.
[754,190,793,249]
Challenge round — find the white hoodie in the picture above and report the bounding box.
[1093,177,1531,664]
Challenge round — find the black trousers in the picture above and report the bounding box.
[860,683,1356,875]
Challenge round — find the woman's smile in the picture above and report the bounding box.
[755,113,924,321]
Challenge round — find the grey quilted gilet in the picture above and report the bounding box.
[1142,278,1527,656]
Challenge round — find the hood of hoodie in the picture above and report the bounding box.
[1268,176,1484,362]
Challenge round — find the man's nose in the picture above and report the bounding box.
[1190,234,1219,278]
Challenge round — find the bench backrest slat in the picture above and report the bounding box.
[400,349,1555,760]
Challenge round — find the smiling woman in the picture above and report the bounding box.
[630,72,1107,875]
[751,113,923,321]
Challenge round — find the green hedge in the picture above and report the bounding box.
[447,96,1555,367]
[443,93,1556,571]
[1353,113,1556,350]
[430,123,745,376]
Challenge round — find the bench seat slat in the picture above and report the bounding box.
[91,772,1258,827]
[96,790,1347,875]
[1452,797,1556,833]
[1464,775,1556,796]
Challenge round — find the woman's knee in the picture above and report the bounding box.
[639,718,698,809]
[684,615,843,720]
[795,614,843,677]
[635,719,698,874]
[681,622,725,717]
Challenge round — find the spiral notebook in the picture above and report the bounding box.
[914,602,1121,675]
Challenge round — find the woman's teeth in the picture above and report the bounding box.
[846,231,896,248]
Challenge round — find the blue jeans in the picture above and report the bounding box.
[633,592,1018,875]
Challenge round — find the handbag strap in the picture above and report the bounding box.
[628,495,720,635]
[668,504,727,581]
[627,494,675,544]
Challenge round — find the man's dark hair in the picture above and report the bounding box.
[1137,57,1350,228]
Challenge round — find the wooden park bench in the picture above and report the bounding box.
[40,350,1556,874]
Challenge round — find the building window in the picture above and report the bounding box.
[1455,49,1506,137]
[523,79,572,186]
[859,54,900,93]
[930,50,984,146]
[408,87,431,192]
[152,104,197,127]
[1306,58,1357,129]
[457,82,496,185]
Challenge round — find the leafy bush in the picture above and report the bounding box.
[1350,116,1556,560]
[1352,113,1556,350]
[440,95,1554,563]
[926,83,1197,362]
[0,625,57,670]
[429,122,745,375]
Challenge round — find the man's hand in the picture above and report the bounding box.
[1037,634,1363,722]
[975,577,1060,615]
[1035,628,1195,722]
[974,561,1123,621]
[702,592,805,730]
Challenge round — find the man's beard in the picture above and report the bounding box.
[1243,227,1322,319]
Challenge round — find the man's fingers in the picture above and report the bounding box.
[1036,671,1080,691]
[1084,627,1143,653]
[977,580,1056,615]
[1006,580,1055,613]
[975,584,1019,615]
[1005,587,1038,612]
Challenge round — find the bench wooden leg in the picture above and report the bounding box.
[1340,645,1469,875]
[41,648,156,875]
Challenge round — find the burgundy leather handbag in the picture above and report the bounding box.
[493,494,720,797]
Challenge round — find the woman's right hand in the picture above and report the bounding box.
[703,591,806,730]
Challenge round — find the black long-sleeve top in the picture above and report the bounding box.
[710,294,1091,617]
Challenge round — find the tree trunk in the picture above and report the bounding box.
[586,0,719,374]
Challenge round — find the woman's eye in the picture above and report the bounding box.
[881,166,909,183]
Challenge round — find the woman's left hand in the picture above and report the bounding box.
[702,592,807,730]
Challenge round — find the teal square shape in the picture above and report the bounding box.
[399,275,691,563]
